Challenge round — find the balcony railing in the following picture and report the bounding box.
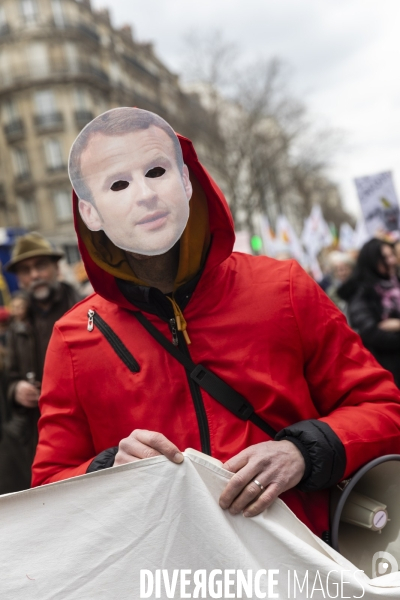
[4,119,25,141]
[74,110,94,128]
[15,171,31,183]
[88,66,109,83]
[34,112,64,133]
[123,54,160,82]
[77,23,100,43]
[47,163,67,174]
[0,60,111,93]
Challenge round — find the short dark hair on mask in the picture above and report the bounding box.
[68,107,184,203]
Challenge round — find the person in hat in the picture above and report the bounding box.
[0,233,81,493]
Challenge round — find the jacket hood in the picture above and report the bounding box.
[73,133,235,309]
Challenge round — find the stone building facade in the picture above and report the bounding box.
[0,0,205,261]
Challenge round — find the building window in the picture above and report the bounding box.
[11,147,30,179]
[29,43,49,77]
[53,190,72,221]
[110,61,121,84]
[44,138,64,171]
[20,0,38,24]
[34,89,56,115]
[73,88,93,128]
[74,88,89,110]
[3,99,19,124]
[0,7,9,34]
[51,0,65,28]
[17,197,38,228]
[65,43,79,72]
[0,49,11,85]
[3,99,24,140]
[34,89,63,131]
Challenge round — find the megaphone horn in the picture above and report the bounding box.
[330,454,400,578]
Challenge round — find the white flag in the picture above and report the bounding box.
[339,223,355,251]
[305,252,324,282]
[301,205,334,257]
[276,215,306,264]
[353,217,370,250]
[259,214,277,256]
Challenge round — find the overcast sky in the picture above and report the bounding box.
[92,0,400,218]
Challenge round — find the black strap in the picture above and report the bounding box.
[133,311,277,439]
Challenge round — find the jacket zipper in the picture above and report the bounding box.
[87,308,211,455]
[87,310,140,373]
[169,317,179,346]
[169,317,211,455]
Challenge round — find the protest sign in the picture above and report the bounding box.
[354,172,400,236]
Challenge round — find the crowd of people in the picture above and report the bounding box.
[318,238,400,386]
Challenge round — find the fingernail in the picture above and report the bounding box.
[243,511,251,517]
[174,452,184,463]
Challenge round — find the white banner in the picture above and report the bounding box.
[354,171,400,236]
[1,450,400,599]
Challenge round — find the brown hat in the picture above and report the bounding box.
[5,232,64,273]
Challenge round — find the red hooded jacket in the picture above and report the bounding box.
[32,133,400,537]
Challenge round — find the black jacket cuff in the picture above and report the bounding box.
[87,447,119,473]
[276,435,313,483]
[275,419,346,492]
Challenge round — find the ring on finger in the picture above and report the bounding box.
[252,479,264,491]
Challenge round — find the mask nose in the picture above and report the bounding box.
[133,177,158,209]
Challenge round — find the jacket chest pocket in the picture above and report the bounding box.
[89,310,140,373]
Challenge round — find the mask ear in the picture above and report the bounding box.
[182,165,193,201]
[78,199,103,231]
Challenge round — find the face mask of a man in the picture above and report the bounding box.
[68,108,193,256]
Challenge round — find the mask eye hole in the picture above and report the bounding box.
[146,167,166,178]
[110,180,129,192]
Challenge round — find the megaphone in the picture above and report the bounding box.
[331,454,400,578]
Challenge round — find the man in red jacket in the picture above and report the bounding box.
[32,108,400,537]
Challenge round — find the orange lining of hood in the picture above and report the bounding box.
[77,168,210,292]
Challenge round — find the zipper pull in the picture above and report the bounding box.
[87,309,94,332]
[169,317,178,346]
